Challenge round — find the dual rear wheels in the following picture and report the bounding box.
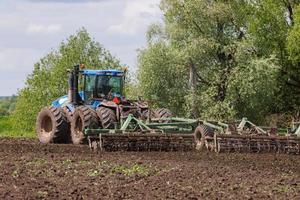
[36,106,121,144]
[36,106,99,144]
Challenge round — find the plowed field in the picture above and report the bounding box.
[0,137,299,199]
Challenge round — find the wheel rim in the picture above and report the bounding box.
[41,116,53,135]
[74,117,83,138]
[195,131,203,150]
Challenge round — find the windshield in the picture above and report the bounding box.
[96,75,123,97]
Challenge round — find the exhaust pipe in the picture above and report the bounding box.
[68,65,81,105]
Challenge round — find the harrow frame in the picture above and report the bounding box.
[85,114,198,151]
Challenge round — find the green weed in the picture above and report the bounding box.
[277,186,292,193]
[79,160,92,166]
[61,159,73,168]
[12,169,19,178]
[111,164,149,176]
[0,116,35,137]
[26,159,47,166]
[87,169,101,177]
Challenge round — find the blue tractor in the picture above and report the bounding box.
[36,64,172,145]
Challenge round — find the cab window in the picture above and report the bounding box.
[84,75,96,101]
[96,76,122,96]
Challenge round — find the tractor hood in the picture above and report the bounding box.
[51,91,85,108]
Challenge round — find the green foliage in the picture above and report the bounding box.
[87,169,101,177]
[0,116,34,137]
[248,0,300,112]
[228,57,280,122]
[111,164,149,176]
[0,96,16,115]
[0,116,11,134]
[0,108,9,116]
[287,5,300,62]
[138,0,297,123]
[12,28,121,132]
[248,0,288,56]
[138,42,187,115]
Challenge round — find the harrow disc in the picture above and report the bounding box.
[88,133,195,151]
[214,134,300,154]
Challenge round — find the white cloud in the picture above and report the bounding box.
[0,0,162,95]
[107,0,160,35]
[26,23,62,34]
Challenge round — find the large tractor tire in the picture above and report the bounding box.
[96,107,117,129]
[153,108,173,119]
[71,106,99,144]
[194,125,214,151]
[36,106,68,144]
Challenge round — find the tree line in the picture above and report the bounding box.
[138,0,300,124]
[0,96,16,116]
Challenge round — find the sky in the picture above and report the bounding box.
[0,0,162,96]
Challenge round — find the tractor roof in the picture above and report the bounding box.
[82,69,124,76]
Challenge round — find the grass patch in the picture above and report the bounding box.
[12,169,20,178]
[111,164,149,176]
[0,116,35,138]
[79,160,92,166]
[87,169,101,177]
[26,159,48,167]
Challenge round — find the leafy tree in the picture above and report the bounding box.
[138,42,187,115]
[249,0,300,113]
[138,0,282,122]
[0,96,16,115]
[13,28,121,132]
[0,108,9,116]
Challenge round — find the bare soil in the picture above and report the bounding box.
[0,137,299,199]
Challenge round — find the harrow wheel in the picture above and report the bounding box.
[214,134,300,154]
[154,108,173,119]
[71,106,99,144]
[194,125,214,151]
[140,109,152,120]
[36,106,68,144]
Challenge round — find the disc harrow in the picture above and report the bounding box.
[88,133,195,151]
[196,118,300,154]
[214,135,300,154]
[86,114,197,151]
